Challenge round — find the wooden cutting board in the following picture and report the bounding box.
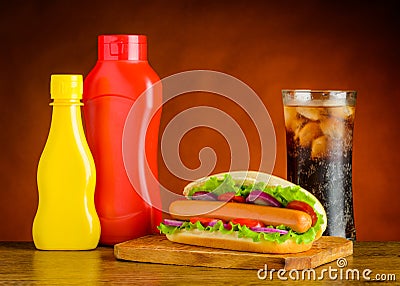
[114,235,353,270]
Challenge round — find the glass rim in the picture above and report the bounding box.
[282,89,357,94]
[282,89,357,106]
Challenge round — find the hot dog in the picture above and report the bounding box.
[158,171,327,254]
[169,201,312,233]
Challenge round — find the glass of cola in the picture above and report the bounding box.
[283,90,357,240]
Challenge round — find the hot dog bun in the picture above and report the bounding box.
[166,228,322,254]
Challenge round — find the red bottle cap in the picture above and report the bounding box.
[98,35,147,61]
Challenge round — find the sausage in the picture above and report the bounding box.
[169,200,312,233]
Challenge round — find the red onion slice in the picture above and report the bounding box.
[207,220,218,227]
[191,191,218,201]
[163,219,184,227]
[250,227,288,235]
[224,223,232,230]
[217,192,236,201]
[207,220,232,230]
[245,190,282,207]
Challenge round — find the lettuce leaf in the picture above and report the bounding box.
[187,174,240,196]
[265,185,316,208]
[158,220,234,236]
[238,181,266,197]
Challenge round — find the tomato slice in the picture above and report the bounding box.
[286,200,318,226]
[190,217,218,226]
[231,218,264,228]
[217,193,246,203]
[233,195,246,203]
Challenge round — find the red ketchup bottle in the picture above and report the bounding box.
[83,35,162,245]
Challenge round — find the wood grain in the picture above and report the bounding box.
[1,242,399,285]
[114,235,353,270]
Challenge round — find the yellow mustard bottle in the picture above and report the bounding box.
[33,74,100,250]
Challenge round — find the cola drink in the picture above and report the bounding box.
[283,90,357,240]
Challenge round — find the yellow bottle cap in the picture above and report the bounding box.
[50,74,83,100]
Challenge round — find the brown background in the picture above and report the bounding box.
[1,1,399,241]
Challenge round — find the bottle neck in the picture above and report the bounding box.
[50,99,83,106]
[49,99,84,136]
[99,41,147,61]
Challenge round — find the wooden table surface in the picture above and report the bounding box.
[0,241,399,285]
